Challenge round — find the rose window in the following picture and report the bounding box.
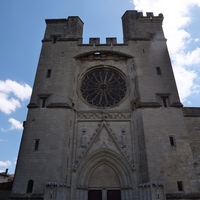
[80,67,127,108]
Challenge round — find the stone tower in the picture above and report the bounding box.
[11,10,200,200]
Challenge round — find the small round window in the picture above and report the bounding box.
[80,67,127,108]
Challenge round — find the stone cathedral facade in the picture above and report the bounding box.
[10,10,200,200]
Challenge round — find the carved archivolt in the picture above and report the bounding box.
[76,150,134,188]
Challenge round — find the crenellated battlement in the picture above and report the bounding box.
[124,10,163,22]
[138,12,164,23]
[42,10,165,45]
[88,37,117,46]
[122,10,165,43]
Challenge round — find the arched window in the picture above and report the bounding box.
[26,179,34,193]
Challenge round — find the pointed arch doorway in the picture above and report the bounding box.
[76,150,134,200]
[88,163,121,200]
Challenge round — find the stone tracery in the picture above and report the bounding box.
[81,67,127,108]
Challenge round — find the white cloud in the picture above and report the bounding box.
[0,160,11,167]
[173,65,197,101]
[0,93,21,115]
[132,0,200,104]
[8,118,23,130]
[0,118,23,132]
[0,161,12,173]
[0,80,32,114]
[173,48,200,67]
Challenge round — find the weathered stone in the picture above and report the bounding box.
[11,10,200,200]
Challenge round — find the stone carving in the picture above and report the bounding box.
[81,129,86,148]
[121,129,126,148]
[89,130,118,153]
[77,112,131,120]
[74,122,135,171]
[46,182,67,187]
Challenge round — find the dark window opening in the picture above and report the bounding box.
[169,136,175,146]
[26,179,34,193]
[156,67,161,75]
[41,97,47,108]
[150,34,155,41]
[52,36,57,44]
[177,181,183,191]
[161,96,169,107]
[34,139,40,151]
[47,69,52,78]
[163,98,167,107]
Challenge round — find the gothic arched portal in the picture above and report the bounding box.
[75,149,135,200]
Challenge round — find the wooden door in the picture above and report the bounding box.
[107,190,121,200]
[88,190,102,200]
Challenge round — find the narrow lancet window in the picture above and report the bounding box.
[34,139,40,151]
[156,67,161,75]
[26,179,34,193]
[177,181,183,191]
[47,69,52,78]
[169,136,176,146]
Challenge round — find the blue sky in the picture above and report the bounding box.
[0,0,200,174]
